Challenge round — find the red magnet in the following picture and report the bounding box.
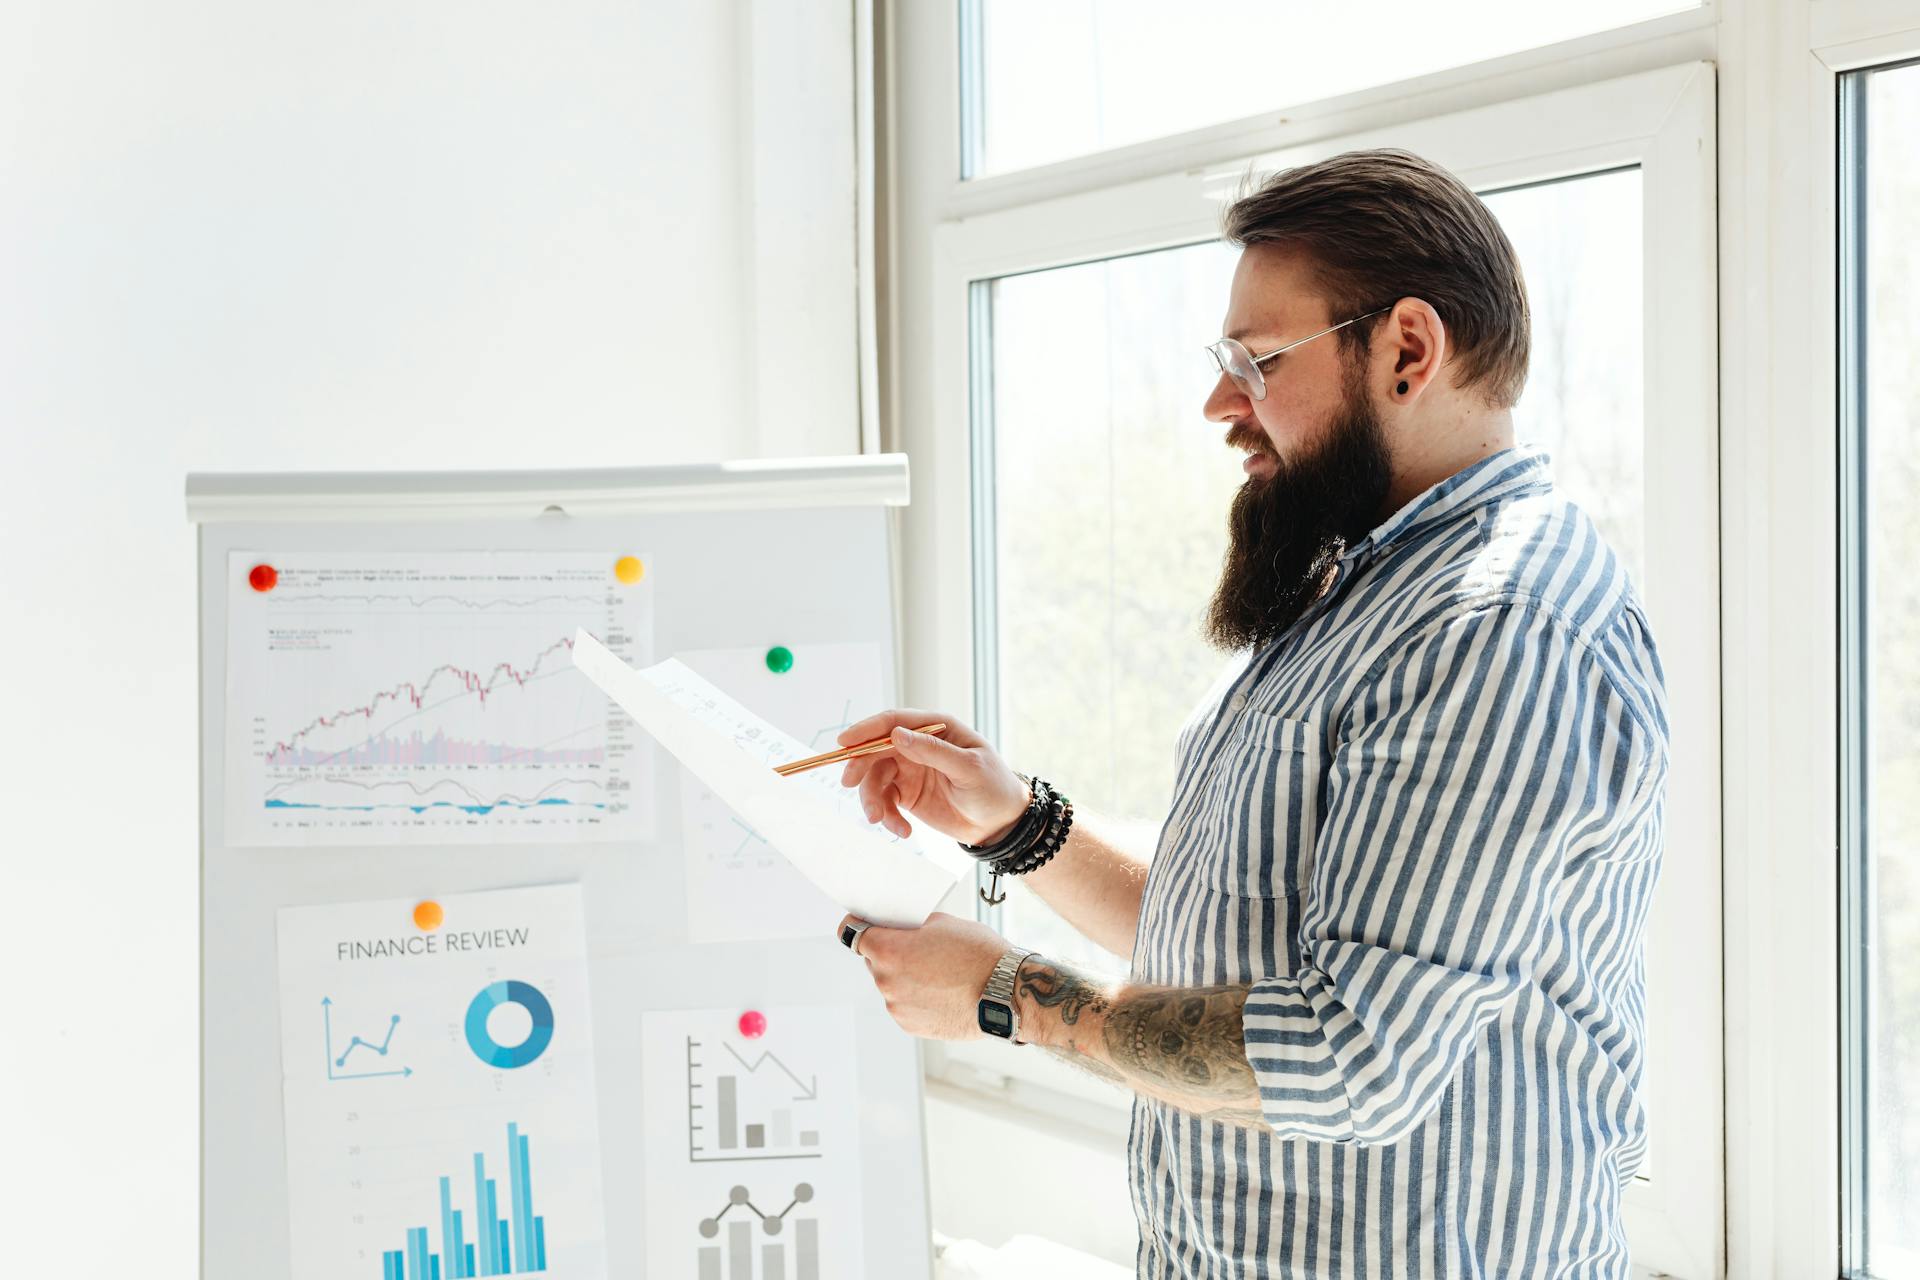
[248,563,278,592]
[737,1010,768,1039]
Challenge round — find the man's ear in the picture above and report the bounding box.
[1383,299,1446,401]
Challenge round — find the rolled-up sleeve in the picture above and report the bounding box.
[1242,600,1655,1144]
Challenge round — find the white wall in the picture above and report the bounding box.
[0,2,856,1271]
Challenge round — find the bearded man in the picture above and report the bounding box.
[837,148,1669,1279]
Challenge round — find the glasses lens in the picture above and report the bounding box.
[1209,339,1265,401]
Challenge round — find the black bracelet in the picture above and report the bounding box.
[969,776,1071,905]
[996,797,1072,878]
[960,774,1048,860]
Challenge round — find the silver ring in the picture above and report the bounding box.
[839,920,871,954]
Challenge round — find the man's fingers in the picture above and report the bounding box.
[837,708,934,747]
[880,784,912,839]
[838,709,986,750]
[855,922,899,963]
[886,725,978,778]
[835,914,870,955]
[835,914,900,964]
[861,766,909,836]
[857,757,899,824]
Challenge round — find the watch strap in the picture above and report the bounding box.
[983,948,1044,1043]
[984,946,1035,1006]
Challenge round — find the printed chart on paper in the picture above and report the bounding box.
[225,551,653,846]
[277,884,608,1280]
[641,1006,863,1279]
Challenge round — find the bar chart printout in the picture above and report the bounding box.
[697,1183,821,1280]
[379,1123,549,1279]
[687,1035,824,1162]
[642,1008,863,1277]
[278,886,607,1280]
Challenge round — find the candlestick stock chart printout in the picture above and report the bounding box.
[225,551,654,847]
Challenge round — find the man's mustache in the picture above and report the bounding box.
[1226,422,1277,458]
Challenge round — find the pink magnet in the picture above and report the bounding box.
[737,1010,768,1039]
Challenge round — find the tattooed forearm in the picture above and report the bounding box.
[1010,956,1267,1130]
[1016,959,1113,1026]
[1103,985,1257,1100]
[1017,959,1118,1066]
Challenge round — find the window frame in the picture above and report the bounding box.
[897,35,1724,1276]
[1714,2,1920,1276]
[1832,50,1920,1276]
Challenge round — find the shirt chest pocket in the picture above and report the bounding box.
[1191,710,1325,899]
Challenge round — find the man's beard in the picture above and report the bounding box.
[1203,372,1394,652]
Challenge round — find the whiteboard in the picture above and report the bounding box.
[188,455,934,1280]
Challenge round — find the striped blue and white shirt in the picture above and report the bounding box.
[1128,447,1668,1278]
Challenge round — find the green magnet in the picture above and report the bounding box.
[765,645,794,674]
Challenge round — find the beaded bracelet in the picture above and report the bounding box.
[959,773,1048,861]
[963,774,1072,905]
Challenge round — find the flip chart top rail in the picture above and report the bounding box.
[185,453,910,524]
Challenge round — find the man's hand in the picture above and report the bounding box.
[836,910,1007,1041]
[834,709,1029,845]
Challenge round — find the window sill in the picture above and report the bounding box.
[922,1038,1133,1144]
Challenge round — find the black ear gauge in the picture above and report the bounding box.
[1397,380,1410,395]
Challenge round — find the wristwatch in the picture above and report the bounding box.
[977,946,1037,1043]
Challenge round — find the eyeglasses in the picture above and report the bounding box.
[1204,306,1391,401]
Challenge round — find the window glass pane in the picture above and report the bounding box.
[1484,169,1646,583]
[968,0,1699,176]
[978,169,1645,971]
[1845,57,1920,1279]
[985,242,1241,969]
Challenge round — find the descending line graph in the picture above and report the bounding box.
[642,1007,862,1279]
[686,1035,825,1163]
[721,1042,818,1101]
[227,551,654,846]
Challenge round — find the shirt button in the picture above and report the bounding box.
[1228,693,1248,712]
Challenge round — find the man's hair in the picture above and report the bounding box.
[1223,148,1530,409]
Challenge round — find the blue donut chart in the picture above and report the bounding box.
[464,980,554,1069]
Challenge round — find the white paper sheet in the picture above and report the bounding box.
[569,629,965,929]
[226,550,654,847]
[276,884,607,1280]
[640,1006,863,1279]
[675,644,885,944]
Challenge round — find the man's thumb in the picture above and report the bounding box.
[889,725,974,777]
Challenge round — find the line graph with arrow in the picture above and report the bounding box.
[321,997,413,1082]
[685,1034,825,1162]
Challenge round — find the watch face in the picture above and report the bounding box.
[977,999,1013,1037]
